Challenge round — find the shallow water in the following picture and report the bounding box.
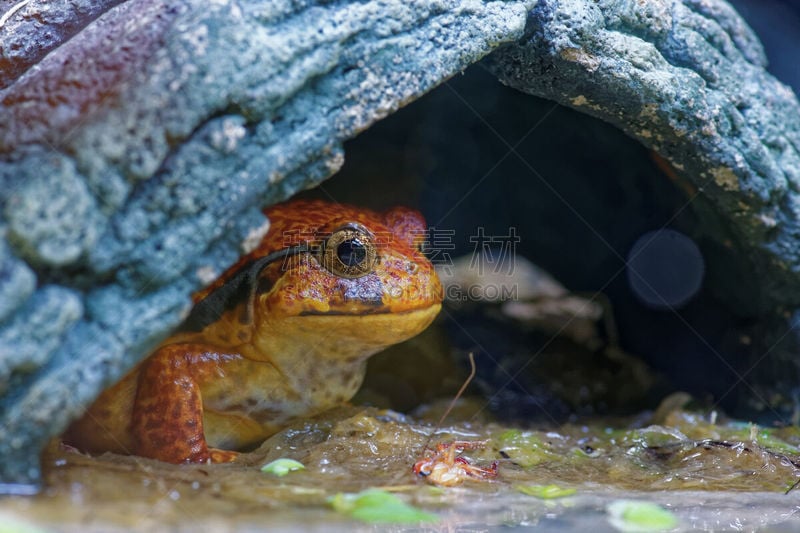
[2,404,800,531]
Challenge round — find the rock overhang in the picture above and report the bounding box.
[1,0,798,486]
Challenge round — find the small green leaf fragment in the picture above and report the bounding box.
[260,458,305,477]
[328,489,438,524]
[607,500,678,532]
[495,429,552,467]
[515,484,576,499]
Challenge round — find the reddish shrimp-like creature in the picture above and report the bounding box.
[412,440,498,487]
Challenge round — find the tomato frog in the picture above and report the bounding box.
[65,199,442,464]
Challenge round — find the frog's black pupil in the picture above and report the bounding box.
[337,238,366,267]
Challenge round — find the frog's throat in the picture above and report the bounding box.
[252,303,442,362]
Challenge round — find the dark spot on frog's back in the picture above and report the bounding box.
[180,259,276,332]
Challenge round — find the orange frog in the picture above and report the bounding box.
[65,199,442,464]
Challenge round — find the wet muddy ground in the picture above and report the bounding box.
[3,401,800,532]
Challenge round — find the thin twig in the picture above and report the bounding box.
[421,352,477,453]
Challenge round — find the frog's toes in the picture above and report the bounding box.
[208,448,240,463]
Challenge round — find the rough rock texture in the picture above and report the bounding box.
[0,0,126,89]
[1,0,799,487]
[0,0,533,485]
[488,0,800,312]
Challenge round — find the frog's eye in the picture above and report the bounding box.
[321,224,377,278]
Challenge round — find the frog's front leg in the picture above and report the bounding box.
[132,343,240,464]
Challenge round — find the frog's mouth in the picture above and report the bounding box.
[275,304,442,348]
[297,303,440,316]
[297,303,441,315]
